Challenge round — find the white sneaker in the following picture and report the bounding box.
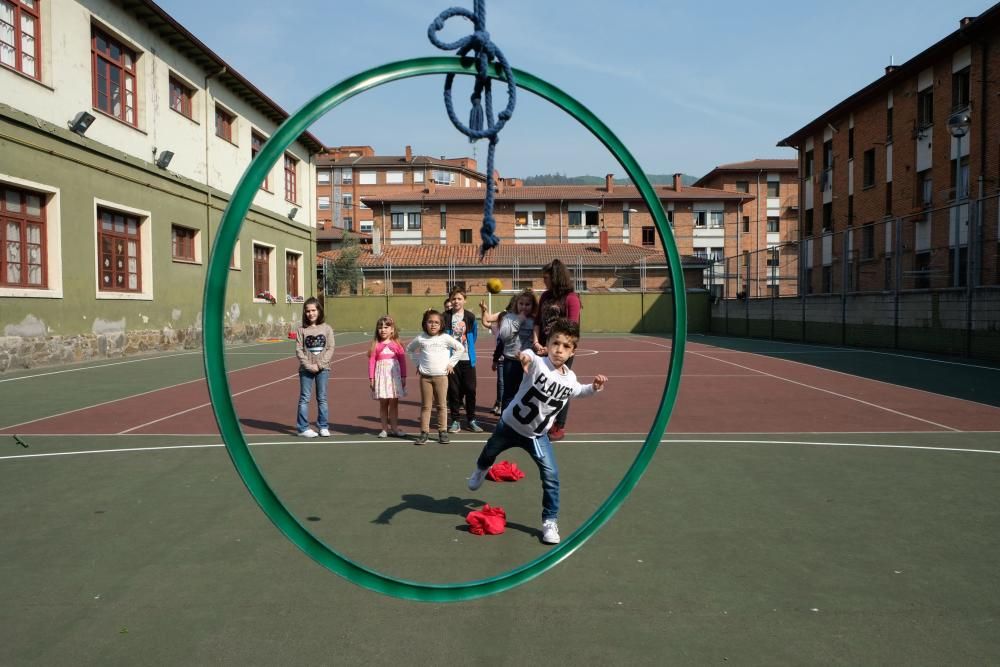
[319,428,331,437]
[377,430,388,439]
[299,428,318,438]
[541,519,560,544]
[467,467,488,491]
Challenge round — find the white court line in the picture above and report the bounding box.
[117,350,368,434]
[4,437,999,461]
[0,341,370,432]
[636,335,962,431]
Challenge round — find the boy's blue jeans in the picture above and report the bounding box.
[297,368,329,432]
[475,420,560,521]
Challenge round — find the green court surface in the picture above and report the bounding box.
[2,335,999,664]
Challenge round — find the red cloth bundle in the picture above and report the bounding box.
[486,460,525,482]
[466,504,507,535]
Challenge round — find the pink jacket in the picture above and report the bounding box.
[368,340,407,381]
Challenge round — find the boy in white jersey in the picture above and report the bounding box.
[467,319,608,545]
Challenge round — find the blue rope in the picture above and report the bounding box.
[428,0,516,258]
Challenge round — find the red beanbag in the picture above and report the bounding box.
[466,504,507,535]
[486,460,525,482]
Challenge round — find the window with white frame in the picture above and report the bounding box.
[1,182,47,289]
[92,26,138,127]
[386,171,403,184]
[515,209,545,228]
[1,0,41,80]
[252,243,274,299]
[317,170,330,184]
[432,170,454,185]
[285,251,302,299]
[694,211,707,227]
[342,193,353,209]
[317,196,330,210]
[414,171,424,183]
[341,167,353,183]
[709,211,724,228]
[359,171,376,185]
[95,201,152,299]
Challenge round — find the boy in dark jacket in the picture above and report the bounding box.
[444,287,482,433]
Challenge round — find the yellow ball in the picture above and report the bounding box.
[486,278,504,294]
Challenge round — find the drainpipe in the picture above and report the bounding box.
[558,199,564,243]
[204,66,227,263]
[755,169,762,298]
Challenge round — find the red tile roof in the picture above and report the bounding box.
[693,159,798,187]
[361,183,752,205]
[317,242,707,268]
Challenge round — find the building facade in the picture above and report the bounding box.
[693,159,799,297]
[1,0,324,370]
[778,6,1000,295]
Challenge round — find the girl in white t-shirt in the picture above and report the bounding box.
[405,309,464,445]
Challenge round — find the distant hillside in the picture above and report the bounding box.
[522,173,698,186]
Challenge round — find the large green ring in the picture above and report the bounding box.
[203,57,687,602]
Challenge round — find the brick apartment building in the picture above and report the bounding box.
[314,145,491,246]
[319,174,745,295]
[778,5,1000,294]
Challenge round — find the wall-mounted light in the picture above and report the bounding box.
[288,207,299,220]
[68,111,96,136]
[154,150,174,169]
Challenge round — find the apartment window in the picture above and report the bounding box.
[386,171,403,184]
[885,181,893,215]
[886,106,893,142]
[432,170,454,185]
[252,244,271,297]
[917,88,934,128]
[622,209,631,228]
[952,67,970,110]
[914,252,931,289]
[215,105,235,142]
[949,247,968,288]
[317,196,330,210]
[284,154,298,203]
[804,149,814,178]
[171,225,196,262]
[359,171,376,185]
[708,247,724,262]
[804,208,814,236]
[1,184,46,287]
[862,223,875,259]
[666,210,673,227]
[460,228,472,244]
[735,180,749,193]
[709,211,724,228]
[951,156,970,199]
[515,212,528,227]
[568,211,581,227]
[392,281,412,295]
[408,212,421,230]
[439,210,446,230]
[97,207,141,292]
[390,212,404,230]
[413,171,424,184]
[766,248,780,267]
[848,127,854,160]
[286,252,299,298]
[641,226,656,246]
[767,181,780,198]
[767,216,779,233]
[693,211,707,227]
[1,0,40,79]
[168,76,193,119]
[343,217,352,231]
[317,170,330,184]
[918,170,932,207]
[92,27,137,126]
[822,202,832,232]
[821,266,832,293]
[742,216,750,233]
[251,132,269,190]
[342,193,353,209]
[341,168,353,184]
[862,149,875,188]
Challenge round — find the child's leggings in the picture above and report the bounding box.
[419,373,449,433]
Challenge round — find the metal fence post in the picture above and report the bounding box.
[841,229,849,345]
[893,216,902,350]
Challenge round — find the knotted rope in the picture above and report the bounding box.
[428,0,516,258]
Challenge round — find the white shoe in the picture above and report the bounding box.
[299,428,318,438]
[467,467,488,491]
[377,430,388,439]
[391,429,406,438]
[319,428,331,437]
[541,519,560,544]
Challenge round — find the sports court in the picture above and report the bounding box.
[2,332,999,664]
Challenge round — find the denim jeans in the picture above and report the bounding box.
[500,357,524,410]
[475,420,559,521]
[297,368,329,432]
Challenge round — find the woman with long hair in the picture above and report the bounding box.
[532,259,582,441]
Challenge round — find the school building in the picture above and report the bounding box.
[0,0,324,370]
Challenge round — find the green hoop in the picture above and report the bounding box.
[202,57,687,602]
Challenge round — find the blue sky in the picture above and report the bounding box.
[158,0,992,179]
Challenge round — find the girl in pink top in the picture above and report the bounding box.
[368,315,407,438]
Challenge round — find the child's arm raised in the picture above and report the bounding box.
[479,300,499,327]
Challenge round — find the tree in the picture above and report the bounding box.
[323,235,364,296]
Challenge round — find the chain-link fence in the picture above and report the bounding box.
[712,193,1000,358]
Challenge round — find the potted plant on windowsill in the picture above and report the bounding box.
[256,290,277,304]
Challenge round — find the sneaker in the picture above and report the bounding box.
[448,420,461,433]
[542,519,560,544]
[492,403,502,416]
[298,428,318,438]
[468,420,484,433]
[438,430,450,444]
[377,430,388,439]
[319,428,331,437]
[415,431,429,445]
[391,429,406,438]
[467,466,488,490]
[548,425,565,441]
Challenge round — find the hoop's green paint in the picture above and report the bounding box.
[203,57,687,602]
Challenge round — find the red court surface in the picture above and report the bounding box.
[3,335,1000,437]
